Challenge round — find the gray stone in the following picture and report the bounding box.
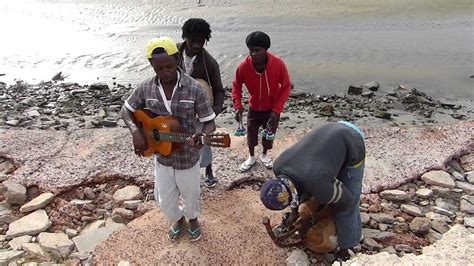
[2,181,26,205]
[409,217,431,234]
[466,172,474,184]
[421,171,455,188]
[434,198,456,211]
[379,190,410,201]
[8,235,32,250]
[26,110,41,118]
[464,217,474,228]
[425,212,452,223]
[89,82,109,91]
[393,222,409,234]
[22,243,46,258]
[286,249,309,266]
[5,120,20,127]
[432,206,456,217]
[425,229,442,244]
[369,213,395,224]
[394,244,415,253]
[0,202,16,224]
[363,237,383,251]
[431,219,450,234]
[419,200,430,206]
[415,188,433,199]
[378,223,389,231]
[81,220,105,235]
[462,195,474,204]
[452,171,466,182]
[72,223,124,252]
[381,246,397,255]
[123,200,142,210]
[6,209,51,239]
[460,198,474,214]
[0,250,25,263]
[401,204,424,217]
[364,81,380,91]
[348,85,363,95]
[20,193,54,213]
[69,199,93,206]
[65,228,78,238]
[431,186,451,197]
[112,208,134,220]
[455,181,474,193]
[83,188,96,200]
[113,186,142,203]
[360,212,370,225]
[38,232,74,259]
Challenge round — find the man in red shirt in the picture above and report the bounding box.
[232,31,291,172]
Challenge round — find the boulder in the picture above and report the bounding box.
[6,209,51,239]
[1,180,26,204]
[38,232,74,259]
[421,171,455,188]
[113,186,142,203]
[20,192,54,213]
[379,190,410,201]
[409,217,431,234]
[415,188,433,199]
[401,204,424,217]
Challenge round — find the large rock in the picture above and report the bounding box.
[425,212,452,223]
[379,190,410,201]
[401,204,424,217]
[6,209,51,239]
[286,249,310,266]
[20,192,54,213]
[8,235,32,250]
[432,206,456,217]
[113,186,142,203]
[73,223,124,252]
[38,232,74,259]
[421,171,455,188]
[22,243,47,258]
[0,250,25,264]
[464,217,474,228]
[409,217,431,234]
[460,197,474,214]
[455,181,474,193]
[0,201,16,224]
[415,188,433,199]
[431,219,450,234]
[369,213,395,224]
[1,180,27,204]
[81,220,105,235]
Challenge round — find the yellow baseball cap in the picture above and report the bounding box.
[146,37,178,59]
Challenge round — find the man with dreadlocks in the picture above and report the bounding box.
[178,18,225,188]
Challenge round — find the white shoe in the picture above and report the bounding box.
[260,154,273,169]
[240,156,256,172]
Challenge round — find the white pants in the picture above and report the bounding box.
[154,160,201,223]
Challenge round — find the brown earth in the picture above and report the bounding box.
[94,189,287,264]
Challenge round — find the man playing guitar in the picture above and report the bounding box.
[120,36,215,242]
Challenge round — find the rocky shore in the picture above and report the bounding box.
[0,79,473,265]
[0,80,472,131]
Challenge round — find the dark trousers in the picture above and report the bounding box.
[247,108,278,150]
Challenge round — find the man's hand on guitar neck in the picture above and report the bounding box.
[187,133,204,149]
[132,130,147,157]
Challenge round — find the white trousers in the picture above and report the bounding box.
[154,160,201,223]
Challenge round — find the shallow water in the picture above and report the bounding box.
[0,0,473,99]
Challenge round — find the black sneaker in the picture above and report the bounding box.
[204,174,218,188]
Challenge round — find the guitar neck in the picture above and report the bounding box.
[156,132,190,143]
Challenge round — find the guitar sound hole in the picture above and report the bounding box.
[152,129,160,141]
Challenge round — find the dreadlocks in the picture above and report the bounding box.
[182,18,212,41]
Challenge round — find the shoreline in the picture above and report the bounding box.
[0,80,472,132]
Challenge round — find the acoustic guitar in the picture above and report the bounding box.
[133,109,231,157]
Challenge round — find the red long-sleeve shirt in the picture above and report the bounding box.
[232,51,291,114]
